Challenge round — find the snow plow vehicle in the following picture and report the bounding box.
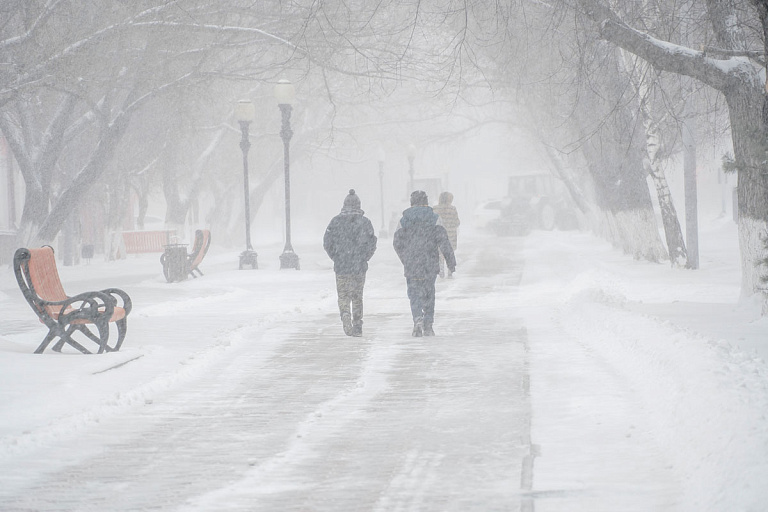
[489,172,577,236]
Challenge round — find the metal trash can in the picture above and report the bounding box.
[81,244,95,258]
[162,244,188,282]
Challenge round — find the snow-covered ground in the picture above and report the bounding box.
[0,215,766,511]
[519,218,768,511]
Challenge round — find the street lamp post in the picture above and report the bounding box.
[275,79,300,270]
[377,147,387,238]
[236,99,258,270]
[406,143,416,193]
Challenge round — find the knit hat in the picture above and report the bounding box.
[410,190,428,206]
[343,189,361,209]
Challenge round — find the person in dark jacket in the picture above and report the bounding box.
[323,189,378,337]
[393,190,456,337]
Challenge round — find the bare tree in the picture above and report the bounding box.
[621,52,688,266]
[570,0,767,295]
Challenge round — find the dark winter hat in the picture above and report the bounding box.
[343,189,361,209]
[410,190,429,206]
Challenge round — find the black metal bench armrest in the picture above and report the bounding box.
[46,291,116,325]
[100,288,133,316]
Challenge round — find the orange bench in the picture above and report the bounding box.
[13,246,132,354]
[122,230,176,254]
[159,229,212,282]
[187,229,211,278]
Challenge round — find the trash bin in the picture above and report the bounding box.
[81,244,95,259]
[162,244,188,282]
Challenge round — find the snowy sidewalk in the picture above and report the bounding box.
[0,223,767,511]
[0,237,532,511]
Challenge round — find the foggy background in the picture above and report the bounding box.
[0,0,762,293]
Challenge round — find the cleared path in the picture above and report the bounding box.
[0,238,530,511]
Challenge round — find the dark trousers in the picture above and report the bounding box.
[406,276,437,327]
[336,273,366,326]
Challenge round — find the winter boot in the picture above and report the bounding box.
[351,323,363,337]
[341,312,353,336]
[423,325,435,336]
[412,316,424,337]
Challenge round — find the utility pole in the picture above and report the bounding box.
[682,116,699,269]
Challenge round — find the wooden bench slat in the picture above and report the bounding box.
[122,230,176,254]
[27,248,68,303]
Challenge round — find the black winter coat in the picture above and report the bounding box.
[323,208,377,274]
[393,206,456,278]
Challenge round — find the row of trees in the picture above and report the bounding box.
[0,0,403,247]
[2,0,767,298]
[571,0,768,296]
[448,0,767,295]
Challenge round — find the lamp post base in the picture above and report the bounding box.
[279,250,300,270]
[239,250,258,270]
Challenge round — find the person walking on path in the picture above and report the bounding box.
[393,190,456,337]
[432,191,460,278]
[323,189,378,337]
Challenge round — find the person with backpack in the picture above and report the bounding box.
[323,189,378,337]
[393,190,456,337]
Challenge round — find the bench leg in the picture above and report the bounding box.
[106,318,128,352]
[34,331,58,354]
[160,254,171,282]
[37,319,126,355]
[92,320,110,354]
[52,325,92,354]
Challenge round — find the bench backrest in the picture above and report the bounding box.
[122,230,176,254]
[14,247,68,317]
[188,229,211,269]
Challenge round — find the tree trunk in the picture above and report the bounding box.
[647,167,687,265]
[573,97,668,262]
[136,188,149,230]
[17,185,47,246]
[621,49,688,267]
[37,112,131,243]
[727,88,768,296]
[638,91,688,267]
[577,0,768,294]
[542,143,592,215]
[600,208,667,261]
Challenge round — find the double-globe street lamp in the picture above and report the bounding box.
[275,79,300,270]
[236,99,258,270]
[377,147,387,238]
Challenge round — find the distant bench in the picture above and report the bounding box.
[121,230,176,254]
[187,229,211,278]
[160,229,212,282]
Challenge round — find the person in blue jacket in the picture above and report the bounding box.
[323,189,378,337]
[393,190,456,337]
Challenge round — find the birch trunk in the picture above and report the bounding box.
[577,0,768,295]
[622,51,688,266]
